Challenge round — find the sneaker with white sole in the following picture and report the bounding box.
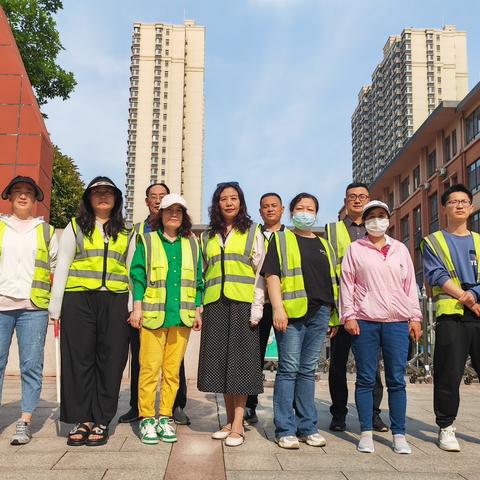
[357,431,374,453]
[139,417,158,445]
[299,431,327,447]
[156,416,177,443]
[438,425,460,452]
[392,434,412,454]
[10,420,32,445]
[276,435,300,449]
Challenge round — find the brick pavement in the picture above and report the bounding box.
[1,376,480,479]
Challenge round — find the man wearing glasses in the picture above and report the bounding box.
[422,183,480,452]
[326,182,387,432]
[119,183,192,426]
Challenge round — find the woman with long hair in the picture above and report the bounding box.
[262,192,339,449]
[49,176,134,446]
[198,182,265,447]
[129,194,203,445]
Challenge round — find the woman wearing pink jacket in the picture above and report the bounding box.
[340,200,422,455]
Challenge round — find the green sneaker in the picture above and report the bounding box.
[156,416,177,443]
[139,417,158,445]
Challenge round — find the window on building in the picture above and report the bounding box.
[400,177,410,202]
[162,158,166,165]
[465,107,480,145]
[165,71,168,78]
[387,191,394,211]
[164,82,168,88]
[470,211,480,234]
[437,56,441,61]
[162,136,166,143]
[413,206,423,284]
[427,150,436,178]
[165,50,169,55]
[401,215,410,246]
[428,193,439,233]
[162,147,166,154]
[438,77,441,83]
[452,129,458,156]
[444,135,451,163]
[413,166,421,190]
[468,158,480,194]
[164,92,168,99]
[163,114,167,120]
[438,88,442,95]
[166,39,170,46]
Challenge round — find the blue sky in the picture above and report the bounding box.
[43,0,480,224]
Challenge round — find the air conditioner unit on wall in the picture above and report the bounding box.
[423,181,431,190]
[439,167,447,177]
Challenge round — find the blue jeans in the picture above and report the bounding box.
[273,305,330,438]
[351,320,409,434]
[0,309,49,413]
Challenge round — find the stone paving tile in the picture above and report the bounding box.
[277,453,396,472]
[0,452,65,470]
[224,452,282,471]
[120,436,171,452]
[380,454,480,472]
[343,473,464,480]
[103,470,169,480]
[227,472,345,480]
[0,470,106,480]
[17,435,127,452]
[459,473,480,480]
[54,451,170,471]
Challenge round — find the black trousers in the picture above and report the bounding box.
[60,291,130,425]
[128,325,187,411]
[329,325,384,421]
[246,304,273,410]
[434,314,480,428]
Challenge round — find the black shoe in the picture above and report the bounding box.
[243,407,258,425]
[173,406,191,425]
[118,408,140,423]
[373,414,389,432]
[329,418,346,432]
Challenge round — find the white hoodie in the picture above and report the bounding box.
[0,214,58,310]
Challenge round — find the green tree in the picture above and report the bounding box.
[50,146,84,228]
[1,0,76,105]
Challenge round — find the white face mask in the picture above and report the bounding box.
[365,217,389,237]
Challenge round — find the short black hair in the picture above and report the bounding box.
[145,183,170,197]
[441,183,473,206]
[346,182,369,195]
[260,192,282,205]
[289,192,319,214]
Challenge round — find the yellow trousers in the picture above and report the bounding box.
[138,326,190,418]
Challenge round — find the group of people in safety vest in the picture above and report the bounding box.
[0,174,478,454]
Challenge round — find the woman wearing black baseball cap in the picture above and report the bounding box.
[49,176,135,446]
[0,176,57,446]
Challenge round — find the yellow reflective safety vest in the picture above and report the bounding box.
[0,220,54,309]
[66,218,130,292]
[326,220,351,277]
[134,221,146,235]
[421,230,480,317]
[275,229,339,326]
[139,232,199,329]
[201,223,260,305]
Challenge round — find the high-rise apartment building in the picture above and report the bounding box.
[125,20,205,224]
[352,25,468,185]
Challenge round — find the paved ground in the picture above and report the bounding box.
[1,375,480,479]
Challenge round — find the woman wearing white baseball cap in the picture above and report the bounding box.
[340,200,422,454]
[129,193,203,445]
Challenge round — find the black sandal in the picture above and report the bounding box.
[67,423,91,446]
[86,424,109,446]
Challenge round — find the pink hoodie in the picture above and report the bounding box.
[340,236,422,324]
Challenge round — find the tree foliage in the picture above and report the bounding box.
[49,146,84,228]
[0,0,76,105]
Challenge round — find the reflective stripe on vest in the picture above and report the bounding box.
[202,223,259,305]
[0,220,53,309]
[134,221,146,235]
[140,232,199,328]
[421,231,480,318]
[326,221,351,277]
[66,218,130,292]
[275,229,339,325]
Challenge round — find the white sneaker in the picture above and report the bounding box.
[299,431,327,447]
[357,431,374,453]
[276,435,300,449]
[392,434,412,454]
[438,425,460,452]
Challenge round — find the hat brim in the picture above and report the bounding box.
[362,206,390,220]
[1,179,44,201]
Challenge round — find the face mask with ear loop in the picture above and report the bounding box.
[365,217,389,237]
